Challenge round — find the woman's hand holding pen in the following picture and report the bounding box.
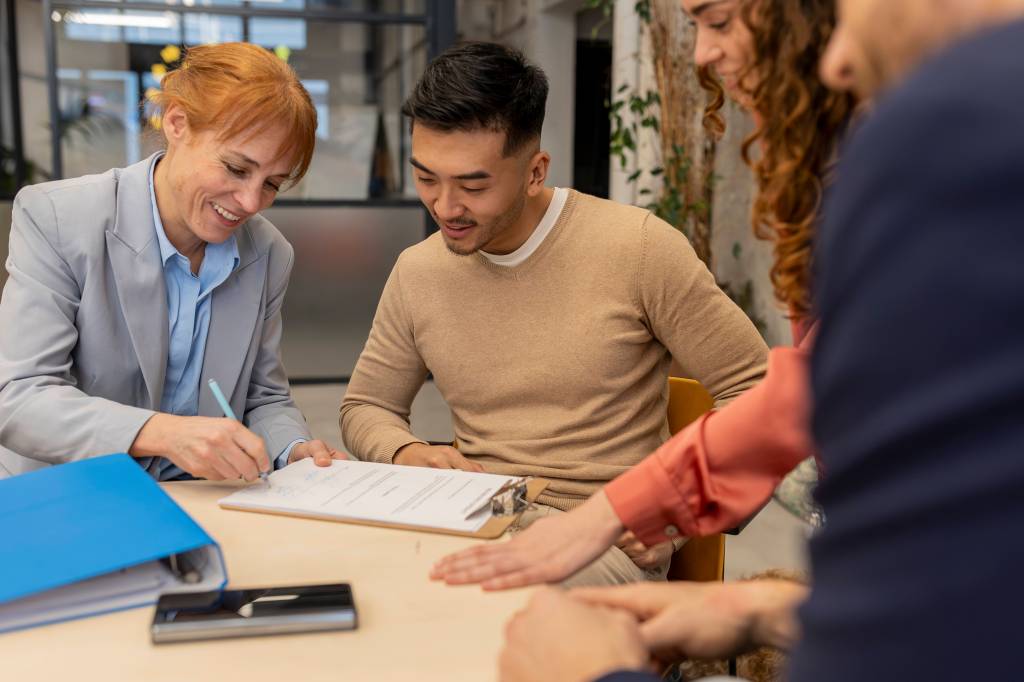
[130,413,270,481]
[430,490,625,589]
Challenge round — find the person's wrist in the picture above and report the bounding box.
[584,490,628,547]
[129,413,178,458]
[744,580,807,651]
[394,441,428,464]
[282,439,307,465]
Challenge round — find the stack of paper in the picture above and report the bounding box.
[219,459,517,534]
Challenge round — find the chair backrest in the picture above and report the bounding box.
[665,377,725,582]
[667,377,714,433]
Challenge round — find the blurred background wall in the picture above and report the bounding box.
[0,0,784,378]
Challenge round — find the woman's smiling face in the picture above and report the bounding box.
[682,0,757,108]
[157,104,294,248]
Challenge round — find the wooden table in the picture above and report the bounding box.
[1,481,532,681]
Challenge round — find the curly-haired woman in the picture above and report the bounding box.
[431,0,855,588]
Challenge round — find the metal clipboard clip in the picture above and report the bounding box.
[464,477,534,520]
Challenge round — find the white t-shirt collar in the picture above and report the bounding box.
[481,187,569,267]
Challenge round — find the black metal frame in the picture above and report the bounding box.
[1,0,27,198]
[48,1,434,23]
[425,0,454,61]
[36,0,455,198]
[290,374,351,385]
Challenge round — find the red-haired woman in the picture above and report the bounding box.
[432,0,855,588]
[0,43,343,480]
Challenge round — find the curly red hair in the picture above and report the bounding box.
[701,0,856,318]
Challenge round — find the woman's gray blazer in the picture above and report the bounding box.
[0,154,312,477]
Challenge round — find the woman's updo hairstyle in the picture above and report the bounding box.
[152,42,317,187]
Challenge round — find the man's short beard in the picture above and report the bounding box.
[444,239,476,257]
[443,222,491,256]
[441,191,528,256]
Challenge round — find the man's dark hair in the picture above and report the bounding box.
[402,41,549,156]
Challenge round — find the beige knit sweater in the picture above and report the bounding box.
[340,190,768,510]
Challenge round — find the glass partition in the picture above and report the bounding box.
[46,2,431,201]
[263,203,426,378]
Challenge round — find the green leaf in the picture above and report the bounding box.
[635,0,652,22]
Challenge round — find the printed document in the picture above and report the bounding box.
[219,458,516,533]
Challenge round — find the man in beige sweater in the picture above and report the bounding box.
[341,42,768,586]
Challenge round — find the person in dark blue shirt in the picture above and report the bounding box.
[791,7,1024,682]
[495,3,1024,681]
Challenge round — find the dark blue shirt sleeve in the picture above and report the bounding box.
[791,18,1024,682]
[593,671,661,682]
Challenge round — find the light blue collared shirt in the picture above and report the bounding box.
[145,154,299,480]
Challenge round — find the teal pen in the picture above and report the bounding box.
[207,378,270,486]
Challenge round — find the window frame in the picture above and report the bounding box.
[33,0,455,207]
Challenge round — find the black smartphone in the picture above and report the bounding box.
[151,583,357,644]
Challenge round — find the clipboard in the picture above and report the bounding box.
[218,459,549,540]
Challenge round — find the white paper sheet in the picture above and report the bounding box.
[219,459,515,533]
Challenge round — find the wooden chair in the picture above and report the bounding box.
[664,378,725,583]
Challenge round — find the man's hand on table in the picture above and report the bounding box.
[499,587,651,682]
[394,442,484,472]
[288,440,347,467]
[615,531,675,570]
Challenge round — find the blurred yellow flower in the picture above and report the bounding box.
[160,44,181,64]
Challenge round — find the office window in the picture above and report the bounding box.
[287,22,426,200]
[26,0,439,201]
[62,9,123,43]
[124,13,187,46]
[249,18,307,50]
[302,79,331,141]
[183,14,244,44]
